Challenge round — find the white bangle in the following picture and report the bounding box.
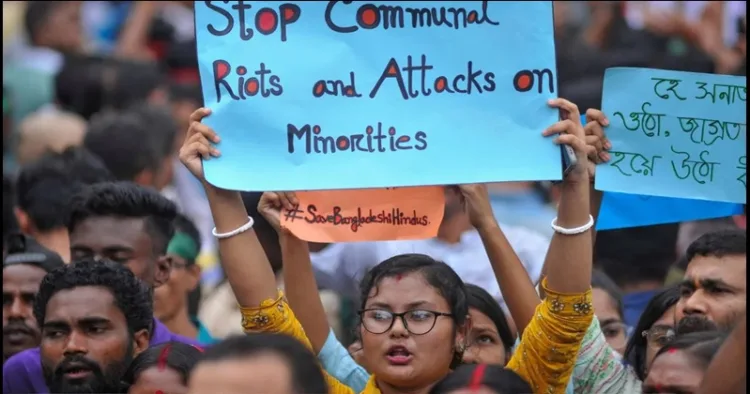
[212,216,255,239]
[550,215,594,235]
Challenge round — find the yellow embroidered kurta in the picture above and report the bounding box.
[506,281,594,394]
[239,279,592,394]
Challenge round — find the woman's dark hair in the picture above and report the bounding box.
[465,284,515,352]
[591,268,624,320]
[652,330,726,370]
[123,342,204,386]
[623,285,681,380]
[358,254,469,368]
[430,364,532,394]
[198,333,328,394]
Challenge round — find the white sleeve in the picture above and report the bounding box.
[501,224,550,286]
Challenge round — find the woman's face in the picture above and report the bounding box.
[644,305,677,373]
[360,272,464,389]
[462,308,508,366]
[642,349,705,393]
[128,366,187,394]
[592,288,628,355]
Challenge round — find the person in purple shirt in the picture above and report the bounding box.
[35,259,152,393]
[3,234,65,362]
[3,182,201,393]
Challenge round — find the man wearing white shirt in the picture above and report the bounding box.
[310,187,550,310]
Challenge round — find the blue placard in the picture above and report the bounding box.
[195,1,561,191]
[594,67,746,204]
[596,192,743,230]
[581,115,744,230]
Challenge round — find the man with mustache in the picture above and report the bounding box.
[3,234,65,362]
[3,182,202,393]
[676,229,746,333]
[35,258,152,393]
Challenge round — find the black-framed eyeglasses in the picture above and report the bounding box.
[642,325,676,347]
[358,309,453,335]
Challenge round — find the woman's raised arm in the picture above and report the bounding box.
[505,98,596,394]
[178,108,278,307]
[254,191,336,351]
[255,192,370,391]
[457,185,541,334]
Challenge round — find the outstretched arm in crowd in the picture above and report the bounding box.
[243,191,330,349]
[498,98,596,394]
[277,205,330,352]
[539,98,595,295]
[458,105,612,338]
[115,1,160,60]
[179,108,354,394]
[536,107,611,301]
[257,193,370,391]
[557,108,642,394]
[178,108,278,307]
[456,184,541,334]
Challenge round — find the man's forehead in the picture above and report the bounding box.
[685,254,747,287]
[45,286,116,318]
[70,216,148,244]
[3,264,48,283]
[2,281,42,294]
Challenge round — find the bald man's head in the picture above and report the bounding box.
[16,110,87,166]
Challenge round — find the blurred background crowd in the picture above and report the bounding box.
[1,0,746,347]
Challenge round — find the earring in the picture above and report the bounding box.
[456,343,466,353]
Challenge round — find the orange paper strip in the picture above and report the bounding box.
[281,187,445,242]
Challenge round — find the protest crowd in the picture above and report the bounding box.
[1,1,747,393]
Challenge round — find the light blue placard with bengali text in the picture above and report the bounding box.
[195,1,561,191]
[581,116,744,230]
[595,67,746,204]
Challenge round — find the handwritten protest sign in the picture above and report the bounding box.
[195,1,561,191]
[281,187,444,242]
[579,116,744,230]
[595,68,746,204]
